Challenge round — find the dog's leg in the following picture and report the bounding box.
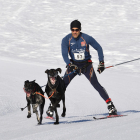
[36,111,40,123]
[46,98,56,117]
[32,104,40,123]
[38,100,45,124]
[61,96,66,117]
[51,99,61,125]
[27,102,31,118]
[39,105,43,124]
[54,108,59,125]
[52,98,62,109]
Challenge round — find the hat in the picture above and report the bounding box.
[70,20,81,30]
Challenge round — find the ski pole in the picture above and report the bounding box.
[105,58,140,69]
[21,106,27,111]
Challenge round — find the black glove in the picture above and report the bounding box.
[97,61,105,74]
[67,62,78,73]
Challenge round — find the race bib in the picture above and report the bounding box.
[74,52,85,60]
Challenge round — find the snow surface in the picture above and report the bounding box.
[0,0,140,140]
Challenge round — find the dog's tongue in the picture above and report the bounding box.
[26,93,31,97]
[50,77,56,85]
[23,88,31,97]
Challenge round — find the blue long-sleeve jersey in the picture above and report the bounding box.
[61,32,104,65]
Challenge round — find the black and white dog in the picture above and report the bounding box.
[45,68,66,124]
[23,80,45,124]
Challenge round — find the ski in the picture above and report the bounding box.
[44,116,55,120]
[93,115,127,120]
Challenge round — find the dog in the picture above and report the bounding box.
[23,80,45,124]
[45,68,66,124]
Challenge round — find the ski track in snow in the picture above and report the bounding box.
[0,0,140,140]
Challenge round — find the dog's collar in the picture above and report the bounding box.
[32,86,37,93]
[48,80,59,92]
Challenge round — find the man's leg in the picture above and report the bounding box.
[83,64,117,115]
[84,64,109,101]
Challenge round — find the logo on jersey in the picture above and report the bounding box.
[72,48,85,53]
[71,42,75,46]
[81,41,86,47]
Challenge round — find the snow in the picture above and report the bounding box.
[0,0,140,140]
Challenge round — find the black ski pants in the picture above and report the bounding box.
[63,62,110,101]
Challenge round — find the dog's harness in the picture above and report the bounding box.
[47,81,59,95]
[35,92,55,99]
[35,81,59,99]
[23,87,54,100]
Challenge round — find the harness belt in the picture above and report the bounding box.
[71,59,92,75]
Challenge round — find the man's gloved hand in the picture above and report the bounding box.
[67,62,78,73]
[97,61,105,74]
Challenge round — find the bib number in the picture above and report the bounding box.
[74,53,85,60]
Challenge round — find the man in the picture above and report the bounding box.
[61,20,117,115]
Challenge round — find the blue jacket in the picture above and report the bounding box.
[61,32,104,65]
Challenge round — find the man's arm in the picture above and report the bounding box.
[88,36,104,62]
[61,37,70,65]
[88,35,105,73]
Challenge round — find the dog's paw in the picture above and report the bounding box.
[61,113,66,117]
[38,122,42,125]
[54,122,59,125]
[27,114,31,118]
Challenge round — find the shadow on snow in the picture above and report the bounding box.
[41,110,140,125]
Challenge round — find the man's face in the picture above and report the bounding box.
[71,28,80,38]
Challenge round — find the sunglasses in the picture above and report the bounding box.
[71,29,80,32]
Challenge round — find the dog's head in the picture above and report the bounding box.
[45,68,61,85]
[23,80,36,97]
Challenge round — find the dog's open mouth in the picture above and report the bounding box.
[50,77,56,85]
[23,88,31,97]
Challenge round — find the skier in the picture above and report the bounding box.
[61,20,117,116]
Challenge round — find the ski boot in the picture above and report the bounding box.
[46,103,60,117]
[107,101,117,115]
[46,104,54,117]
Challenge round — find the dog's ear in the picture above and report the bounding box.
[24,80,29,87]
[45,69,49,74]
[56,68,62,74]
[25,80,29,84]
[31,80,36,83]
